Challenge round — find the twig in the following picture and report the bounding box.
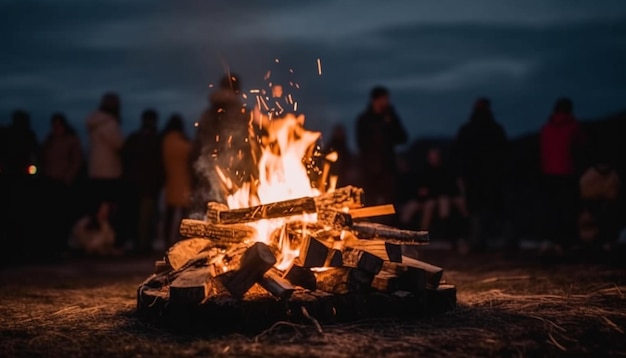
[547,332,567,352]
[301,306,323,334]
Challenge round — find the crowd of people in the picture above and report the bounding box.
[0,75,624,263]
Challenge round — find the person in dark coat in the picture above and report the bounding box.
[191,73,254,212]
[355,86,408,208]
[455,98,509,250]
[122,109,164,254]
[540,97,586,252]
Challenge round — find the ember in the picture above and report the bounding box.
[137,67,455,332]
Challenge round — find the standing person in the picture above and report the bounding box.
[455,98,509,251]
[161,114,192,247]
[2,110,39,178]
[191,73,254,211]
[355,86,408,208]
[41,113,83,250]
[540,97,586,254]
[122,109,164,255]
[86,92,124,248]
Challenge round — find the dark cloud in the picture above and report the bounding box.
[1,0,625,149]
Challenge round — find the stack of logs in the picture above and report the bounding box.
[137,186,456,331]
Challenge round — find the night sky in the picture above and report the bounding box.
[1,0,625,149]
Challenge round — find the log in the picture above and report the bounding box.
[351,222,429,244]
[349,204,395,219]
[154,260,172,274]
[218,242,277,297]
[258,269,295,299]
[314,186,364,209]
[317,208,353,229]
[179,219,256,244]
[341,247,384,275]
[343,237,402,263]
[298,235,331,268]
[372,273,400,293]
[315,268,373,294]
[380,261,408,276]
[165,238,215,270]
[402,256,443,289]
[324,249,343,267]
[169,265,215,305]
[207,197,317,225]
[283,264,316,291]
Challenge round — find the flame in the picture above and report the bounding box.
[224,113,321,271]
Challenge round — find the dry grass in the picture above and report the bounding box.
[1,252,625,357]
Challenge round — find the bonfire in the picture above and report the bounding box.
[137,84,455,332]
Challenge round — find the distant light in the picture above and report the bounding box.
[275,58,280,63]
[208,83,214,88]
[28,165,37,175]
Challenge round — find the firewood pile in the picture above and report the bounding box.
[137,186,456,332]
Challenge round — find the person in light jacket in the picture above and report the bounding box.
[85,92,125,247]
[161,114,193,247]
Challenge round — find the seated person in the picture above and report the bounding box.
[69,201,116,255]
[400,148,468,230]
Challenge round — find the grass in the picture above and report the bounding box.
[1,251,625,357]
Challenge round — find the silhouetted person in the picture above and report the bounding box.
[42,113,84,250]
[455,98,509,251]
[1,110,39,177]
[123,109,164,254]
[323,124,355,189]
[400,148,468,234]
[539,97,586,253]
[356,86,408,207]
[579,162,621,246]
[86,92,124,247]
[162,114,192,247]
[191,73,253,211]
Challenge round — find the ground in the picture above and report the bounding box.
[1,250,624,358]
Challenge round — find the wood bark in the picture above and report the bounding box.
[314,186,364,209]
[165,238,215,270]
[179,219,256,244]
[341,247,384,275]
[402,256,443,289]
[169,265,215,305]
[298,235,332,268]
[258,269,296,299]
[283,264,316,291]
[343,237,402,263]
[372,273,400,293]
[351,222,429,244]
[218,242,277,298]
[207,197,317,224]
[315,268,373,294]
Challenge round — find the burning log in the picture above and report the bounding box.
[314,185,364,209]
[165,238,215,270]
[206,197,317,224]
[315,268,373,294]
[343,236,402,263]
[259,268,295,299]
[317,208,353,229]
[283,264,316,291]
[217,242,277,297]
[179,219,256,243]
[324,249,343,267]
[341,247,384,275]
[352,222,429,244]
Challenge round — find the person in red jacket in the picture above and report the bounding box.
[540,97,586,254]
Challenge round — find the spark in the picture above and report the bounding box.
[250,89,260,93]
[258,96,269,111]
[242,93,248,99]
[275,101,284,113]
[27,165,37,175]
[264,70,271,80]
[295,83,300,89]
[317,58,322,75]
[268,82,272,88]
[287,94,294,104]
[256,96,262,111]
[208,83,214,88]
[216,135,220,142]
[294,102,298,111]
[275,58,280,63]
[289,68,294,73]
[194,122,199,127]
[289,81,294,87]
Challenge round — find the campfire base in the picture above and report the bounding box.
[137,284,456,333]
